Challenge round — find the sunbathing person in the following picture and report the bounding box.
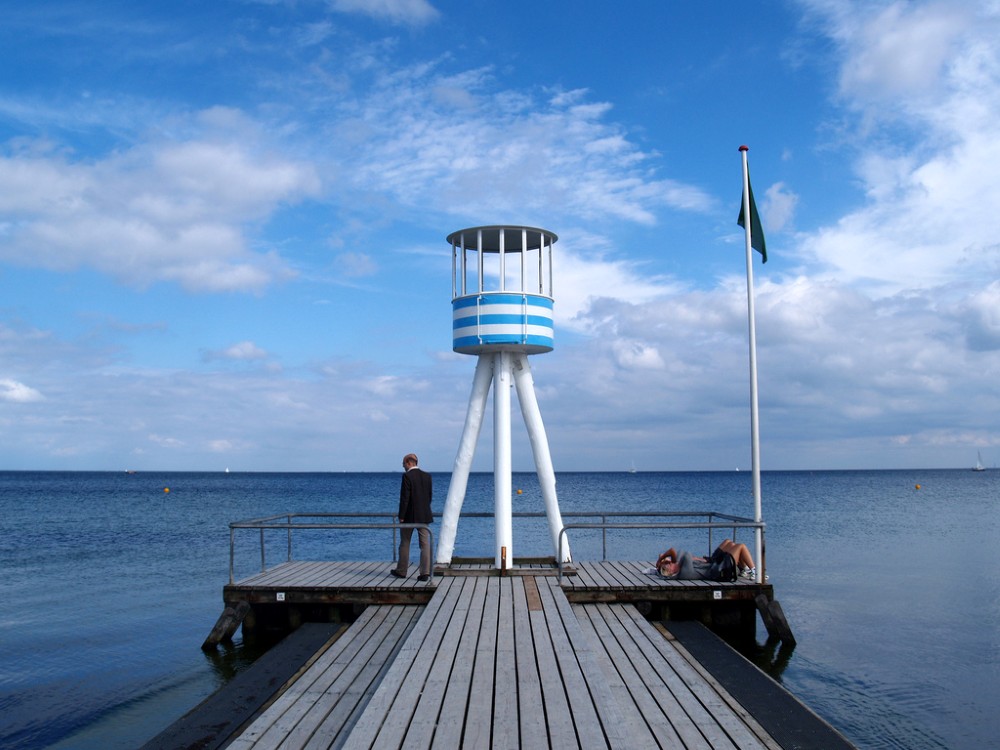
[656,539,758,580]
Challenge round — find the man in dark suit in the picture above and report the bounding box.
[391,453,433,581]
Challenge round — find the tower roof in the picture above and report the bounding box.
[446,226,558,253]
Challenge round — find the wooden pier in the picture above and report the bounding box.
[147,561,851,749]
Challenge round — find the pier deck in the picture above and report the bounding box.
[226,573,780,749]
[142,560,850,749]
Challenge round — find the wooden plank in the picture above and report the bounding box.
[462,572,500,750]
[491,577,518,750]
[612,605,757,750]
[527,582,578,747]
[298,606,423,749]
[341,577,463,748]
[573,604,682,749]
[401,577,477,748]
[227,604,397,748]
[430,576,489,750]
[311,561,364,588]
[536,577,629,750]
[583,603,713,749]
[580,561,614,589]
[651,622,782,750]
[609,560,659,589]
[590,561,631,590]
[146,622,345,750]
[629,610,774,749]
[567,603,664,748]
[522,575,543,611]
[512,578,548,748]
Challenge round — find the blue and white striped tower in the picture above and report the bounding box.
[437,226,571,569]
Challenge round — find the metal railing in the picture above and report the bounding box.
[555,513,766,581]
[228,513,434,584]
[227,510,763,584]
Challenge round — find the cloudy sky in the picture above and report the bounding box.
[1,0,998,472]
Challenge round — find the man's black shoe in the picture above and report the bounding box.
[417,575,430,582]
[389,569,406,578]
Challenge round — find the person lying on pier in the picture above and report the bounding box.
[656,539,761,581]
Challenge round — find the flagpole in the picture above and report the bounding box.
[739,145,764,584]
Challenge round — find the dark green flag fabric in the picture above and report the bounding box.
[737,176,767,263]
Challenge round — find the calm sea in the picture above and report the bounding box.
[1,470,997,749]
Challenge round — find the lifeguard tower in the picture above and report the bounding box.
[436,225,571,570]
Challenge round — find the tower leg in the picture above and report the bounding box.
[494,351,513,568]
[437,355,493,564]
[512,354,570,562]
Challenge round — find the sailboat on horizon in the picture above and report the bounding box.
[973,451,986,472]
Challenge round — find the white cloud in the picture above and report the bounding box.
[148,433,184,448]
[337,251,379,277]
[0,112,322,292]
[331,66,713,226]
[220,341,269,360]
[0,378,43,403]
[330,0,439,26]
[836,2,968,101]
[763,182,798,233]
[961,280,1000,351]
[794,1,1000,296]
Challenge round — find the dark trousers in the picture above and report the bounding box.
[395,526,431,576]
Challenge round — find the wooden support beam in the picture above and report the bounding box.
[202,600,250,650]
[755,593,796,645]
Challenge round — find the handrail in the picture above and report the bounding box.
[229,519,434,584]
[555,519,766,581]
[227,510,762,585]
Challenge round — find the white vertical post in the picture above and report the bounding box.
[461,234,467,296]
[499,227,506,292]
[512,354,570,562]
[477,229,484,293]
[537,230,543,294]
[494,350,512,568]
[521,229,528,292]
[437,355,493,564]
[740,146,764,583]
[547,236,553,297]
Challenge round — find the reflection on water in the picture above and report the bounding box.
[747,636,796,681]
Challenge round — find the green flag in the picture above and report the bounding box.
[737,175,767,263]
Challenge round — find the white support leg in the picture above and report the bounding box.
[512,354,570,562]
[436,355,493,564]
[494,351,513,568]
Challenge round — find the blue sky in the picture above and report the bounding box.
[1,0,998,472]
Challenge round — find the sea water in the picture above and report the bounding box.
[1,470,997,749]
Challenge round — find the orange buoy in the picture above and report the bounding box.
[164,487,170,493]
[915,484,921,490]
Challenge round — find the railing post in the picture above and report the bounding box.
[259,527,265,573]
[602,514,607,561]
[229,527,235,585]
[287,515,293,562]
[557,528,566,582]
[426,526,435,584]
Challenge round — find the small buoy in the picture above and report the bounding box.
[164,487,170,493]
[915,484,921,490]
[516,489,522,495]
